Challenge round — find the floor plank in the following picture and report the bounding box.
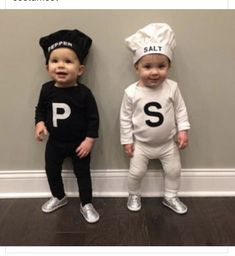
[0,197,235,246]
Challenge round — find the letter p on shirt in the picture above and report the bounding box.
[52,103,71,127]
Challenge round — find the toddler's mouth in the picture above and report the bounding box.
[149,79,159,83]
[56,71,67,76]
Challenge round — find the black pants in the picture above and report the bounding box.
[45,137,92,206]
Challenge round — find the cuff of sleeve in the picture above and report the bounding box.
[178,125,190,131]
[121,138,134,145]
[86,132,98,138]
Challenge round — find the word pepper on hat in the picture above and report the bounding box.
[39,29,92,64]
[125,23,176,64]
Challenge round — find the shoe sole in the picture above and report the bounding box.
[162,201,187,215]
[127,205,141,212]
[42,200,68,213]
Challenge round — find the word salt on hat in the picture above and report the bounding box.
[125,23,176,64]
[39,29,92,64]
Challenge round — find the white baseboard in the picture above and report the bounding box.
[0,169,235,198]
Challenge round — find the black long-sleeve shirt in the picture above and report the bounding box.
[35,81,99,142]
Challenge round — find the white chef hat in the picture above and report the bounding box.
[125,23,176,64]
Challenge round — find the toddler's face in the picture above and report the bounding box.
[135,54,170,88]
[47,48,84,87]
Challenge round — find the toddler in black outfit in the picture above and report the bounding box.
[35,29,100,223]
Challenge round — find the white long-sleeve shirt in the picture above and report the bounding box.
[120,78,190,145]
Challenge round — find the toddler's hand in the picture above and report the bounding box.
[76,137,94,158]
[35,121,48,141]
[178,130,188,149]
[123,144,135,157]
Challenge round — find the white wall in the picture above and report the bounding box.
[0,10,235,197]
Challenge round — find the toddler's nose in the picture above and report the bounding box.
[151,68,159,75]
[58,61,65,67]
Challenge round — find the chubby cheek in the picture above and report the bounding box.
[47,65,56,75]
[71,70,80,78]
[161,72,168,80]
[138,69,148,79]
[142,71,154,80]
[47,69,55,79]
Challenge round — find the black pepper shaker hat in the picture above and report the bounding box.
[39,29,92,64]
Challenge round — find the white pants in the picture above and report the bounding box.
[128,139,181,198]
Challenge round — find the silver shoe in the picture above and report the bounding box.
[127,194,141,211]
[80,203,100,223]
[41,196,68,213]
[162,197,188,214]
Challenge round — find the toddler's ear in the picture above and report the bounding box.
[134,63,139,72]
[78,65,85,76]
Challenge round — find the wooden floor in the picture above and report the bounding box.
[0,197,235,246]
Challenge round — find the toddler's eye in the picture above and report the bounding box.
[159,64,167,69]
[65,59,72,63]
[143,64,151,69]
[50,59,58,63]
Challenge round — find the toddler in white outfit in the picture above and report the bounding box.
[120,23,190,214]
